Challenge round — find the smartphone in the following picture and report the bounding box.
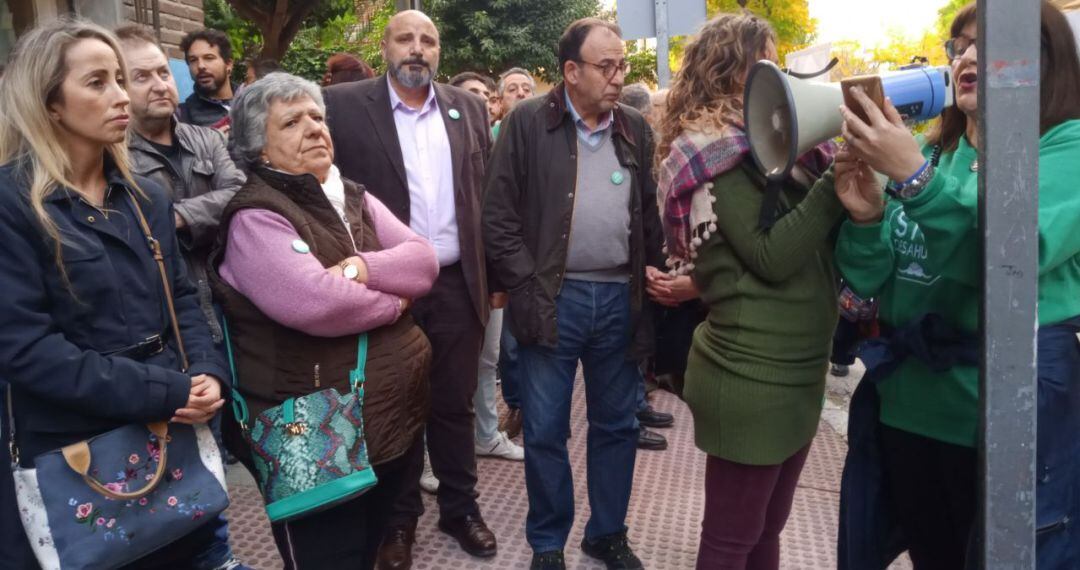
[841,75,885,124]
[210,116,231,131]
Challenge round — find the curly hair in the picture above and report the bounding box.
[654,13,775,172]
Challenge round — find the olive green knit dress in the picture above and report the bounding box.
[684,167,844,466]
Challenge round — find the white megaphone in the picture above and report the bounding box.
[744,60,954,179]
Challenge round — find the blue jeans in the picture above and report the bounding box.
[518,280,639,552]
[499,318,522,409]
[1034,317,1080,568]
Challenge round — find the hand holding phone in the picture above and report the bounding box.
[841,75,885,125]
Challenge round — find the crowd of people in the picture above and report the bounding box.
[0,2,1078,570]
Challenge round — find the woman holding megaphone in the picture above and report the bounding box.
[833,1,1080,567]
[655,12,845,570]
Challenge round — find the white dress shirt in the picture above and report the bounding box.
[388,78,460,267]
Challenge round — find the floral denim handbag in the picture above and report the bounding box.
[10,419,229,570]
[8,192,229,570]
[224,321,377,523]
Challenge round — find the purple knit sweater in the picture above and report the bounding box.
[219,193,438,337]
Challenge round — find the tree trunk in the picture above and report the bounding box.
[227,0,322,61]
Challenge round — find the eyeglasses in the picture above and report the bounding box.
[577,59,630,80]
[945,35,977,61]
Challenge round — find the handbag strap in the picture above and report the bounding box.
[61,422,172,500]
[6,386,17,466]
[221,317,250,431]
[350,334,369,393]
[221,316,369,432]
[125,191,188,371]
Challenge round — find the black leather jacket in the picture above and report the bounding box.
[482,83,664,359]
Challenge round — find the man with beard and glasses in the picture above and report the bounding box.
[179,29,238,133]
[114,24,248,570]
[323,10,498,570]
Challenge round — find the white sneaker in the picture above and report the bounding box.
[420,448,439,494]
[475,431,525,461]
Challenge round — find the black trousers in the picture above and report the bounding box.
[267,435,420,570]
[652,301,706,378]
[880,424,977,570]
[389,262,484,526]
[831,317,861,366]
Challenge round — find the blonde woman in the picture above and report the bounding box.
[0,19,229,567]
[654,13,841,569]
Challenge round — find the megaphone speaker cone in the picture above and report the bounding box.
[744,60,843,178]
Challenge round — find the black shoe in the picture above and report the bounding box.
[636,405,674,428]
[830,363,850,377]
[581,532,643,569]
[637,428,667,451]
[530,550,567,570]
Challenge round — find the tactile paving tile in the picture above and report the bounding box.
[226,484,284,570]
[227,368,911,569]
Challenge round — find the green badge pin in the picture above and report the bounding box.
[291,239,311,254]
[448,109,461,120]
[611,171,625,185]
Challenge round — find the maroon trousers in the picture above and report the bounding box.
[696,444,811,570]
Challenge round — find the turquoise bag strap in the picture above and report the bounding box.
[349,334,368,397]
[221,317,250,431]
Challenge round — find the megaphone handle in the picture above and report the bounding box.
[758,178,784,230]
[784,57,840,80]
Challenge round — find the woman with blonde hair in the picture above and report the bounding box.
[655,13,842,569]
[0,18,229,567]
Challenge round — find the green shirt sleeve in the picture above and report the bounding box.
[711,168,845,284]
[895,170,978,285]
[903,122,1080,286]
[835,214,895,298]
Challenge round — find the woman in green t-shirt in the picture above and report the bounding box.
[834,2,1080,567]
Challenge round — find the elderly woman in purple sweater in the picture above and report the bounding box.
[207,73,437,570]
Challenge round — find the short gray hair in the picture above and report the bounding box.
[497,67,535,96]
[230,72,325,171]
[618,83,652,114]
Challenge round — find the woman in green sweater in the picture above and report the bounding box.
[654,14,844,569]
[835,2,1080,567]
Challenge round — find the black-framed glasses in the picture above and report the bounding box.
[945,35,977,61]
[577,59,630,80]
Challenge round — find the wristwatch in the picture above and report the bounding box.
[886,162,936,200]
[338,261,361,282]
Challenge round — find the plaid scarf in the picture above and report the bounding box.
[657,126,836,274]
[657,126,749,275]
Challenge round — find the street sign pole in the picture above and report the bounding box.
[978,0,1040,567]
[654,0,671,87]
[617,0,703,87]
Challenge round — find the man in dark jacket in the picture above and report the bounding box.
[482,18,663,570]
[118,25,245,344]
[323,10,498,570]
[178,29,237,132]
[115,25,248,570]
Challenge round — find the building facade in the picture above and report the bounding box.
[1,0,204,62]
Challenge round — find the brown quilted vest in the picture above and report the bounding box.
[208,168,430,466]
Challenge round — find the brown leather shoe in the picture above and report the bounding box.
[438,514,497,558]
[377,525,415,570]
[501,407,523,439]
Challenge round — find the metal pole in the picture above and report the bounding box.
[978,0,1040,567]
[654,0,671,88]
